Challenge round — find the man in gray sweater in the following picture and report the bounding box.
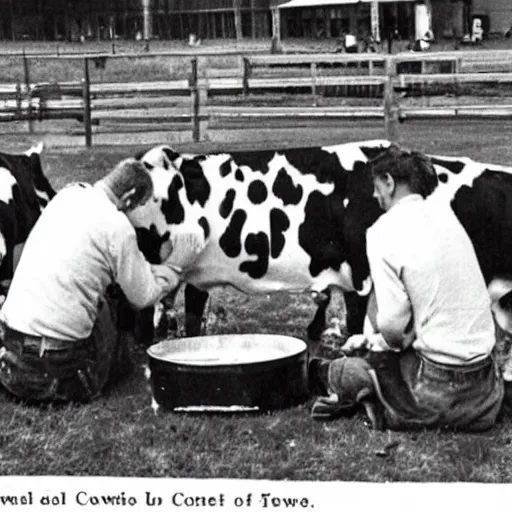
[0,158,205,403]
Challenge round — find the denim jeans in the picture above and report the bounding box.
[0,299,132,404]
[366,350,504,431]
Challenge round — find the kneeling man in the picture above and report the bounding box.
[0,158,205,404]
[311,146,504,431]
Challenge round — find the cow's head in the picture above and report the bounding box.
[129,145,211,264]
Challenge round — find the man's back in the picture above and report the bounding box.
[367,194,495,364]
[1,184,131,340]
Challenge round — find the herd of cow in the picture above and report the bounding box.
[2,139,512,352]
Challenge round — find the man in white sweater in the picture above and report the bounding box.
[310,147,504,431]
[0,158,205,403]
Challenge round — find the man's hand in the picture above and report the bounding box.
[164,229,206,274]
[341,334,369,355]
[342,332,396,354]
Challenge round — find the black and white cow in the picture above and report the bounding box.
[0,143,55,296]
[130,141,512,343]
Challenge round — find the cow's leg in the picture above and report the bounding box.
[343,291,369,335]
[185,284,209,337]
[308,288,332,341]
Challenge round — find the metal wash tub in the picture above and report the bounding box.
[147,334,309,412]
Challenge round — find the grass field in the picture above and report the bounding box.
[0,119,510,482]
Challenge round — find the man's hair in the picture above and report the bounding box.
[368,144,438,198]
[102,158,153,207]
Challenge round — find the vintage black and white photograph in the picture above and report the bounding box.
[0,0,511,504]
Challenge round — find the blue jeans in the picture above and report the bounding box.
[0,299,132,404]
[367,350,504,431]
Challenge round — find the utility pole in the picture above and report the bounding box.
[233,0,242,41]
[142,0,152,40]
[270,2,282,53]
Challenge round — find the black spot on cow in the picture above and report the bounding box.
[299,190,346,278]
[162,147,180,162]
[431,157,466,175]
[219,189,236,219]
[178,157,211,207]
[235,169,244,182]
[270,208,290,259]
[135,226,170,264]
[450,169,512,284]
[198,217,210,239]
[248,180,268,205]
[142,161,154,170]
[220,159,232,178]
[219,209,247,258]
[438,173,449,183]
[161,175,185,224]
[240,232,270,279]
[342,163,383,290]
[272,168,303,206]
[283,147,347,188]
[360,145,389,162]
[230,150,276,175]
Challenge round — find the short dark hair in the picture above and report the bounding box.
[103,158,154,207]
[368,144,438,198]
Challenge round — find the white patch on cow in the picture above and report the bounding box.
[428,154,512,204]
[343,198,349,208]
[310,261,356,293]
[0,167,17,203]
[24,141,43,156]
[34,189,50,207]
[324,139,391,170]
[428,157,485,204]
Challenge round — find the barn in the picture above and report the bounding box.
[0,0,509,42]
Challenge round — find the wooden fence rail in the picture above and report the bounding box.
[1,51,512,146]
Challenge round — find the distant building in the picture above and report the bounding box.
[0,0,509,42]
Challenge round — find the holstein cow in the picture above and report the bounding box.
[0,144,55,297]
[130,141,512,344]
[128,141,385,343]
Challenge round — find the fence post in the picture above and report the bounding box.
[82,57,92,147]
[310,62,317,106]
[22,50,33,133]
[15,83,21,118]
[190,57,201,142]
[243,57,250,95]
[384,56,398,142]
